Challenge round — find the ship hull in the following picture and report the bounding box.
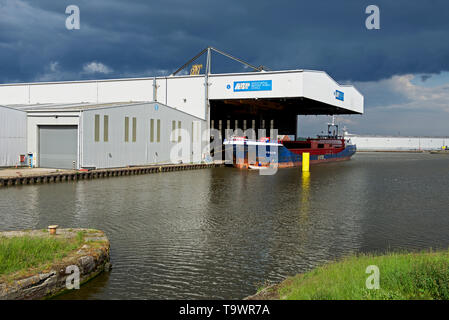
[224,140,356,169]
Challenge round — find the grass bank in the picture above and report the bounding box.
[0,231,84,279]
[251,250,449,300]
[1,228,110,299]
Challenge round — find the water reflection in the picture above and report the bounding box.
[300,171,310,223]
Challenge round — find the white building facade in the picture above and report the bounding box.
[347,134,449,151]
[8,102,205,169]
[0,70,363,119]
[0,106,27,167]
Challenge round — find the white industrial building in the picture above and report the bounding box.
[0,47,364,169]
[0,102,204,169]
[346,134,449,151]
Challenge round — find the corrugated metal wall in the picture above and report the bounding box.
[0,106,27,167]
[348,135,448,151]
[81,102,206,169]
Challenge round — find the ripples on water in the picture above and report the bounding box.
[1,152,449,299]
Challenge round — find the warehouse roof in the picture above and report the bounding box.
[2,101,146,112]
[1,101,205,121]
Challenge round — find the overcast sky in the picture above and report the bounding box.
[1,0,448,136]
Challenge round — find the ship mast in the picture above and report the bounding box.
[327,115,339,138]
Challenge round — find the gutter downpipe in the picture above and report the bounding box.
[78,111,83,170]
[153,77,158,102]
[205,47,211,159]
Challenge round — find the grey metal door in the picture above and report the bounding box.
[39,125,78,169]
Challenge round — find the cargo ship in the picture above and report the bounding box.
[223,120,356,169]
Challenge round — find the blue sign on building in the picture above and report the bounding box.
[233,80,272,92]
[335,90,344,101]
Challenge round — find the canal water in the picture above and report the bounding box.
[1,152,449,299]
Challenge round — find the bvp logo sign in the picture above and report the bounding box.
[234,82,250,91]
[233,80,272,92]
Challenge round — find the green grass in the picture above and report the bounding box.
[0,233,85,276]
[276,249,449,300]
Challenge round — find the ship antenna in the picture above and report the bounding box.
[327,115,339,137]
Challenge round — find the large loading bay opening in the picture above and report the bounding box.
[39,125,78,169]
[210,97,358,140]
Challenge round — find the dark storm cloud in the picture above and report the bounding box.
[1,0,449,83]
